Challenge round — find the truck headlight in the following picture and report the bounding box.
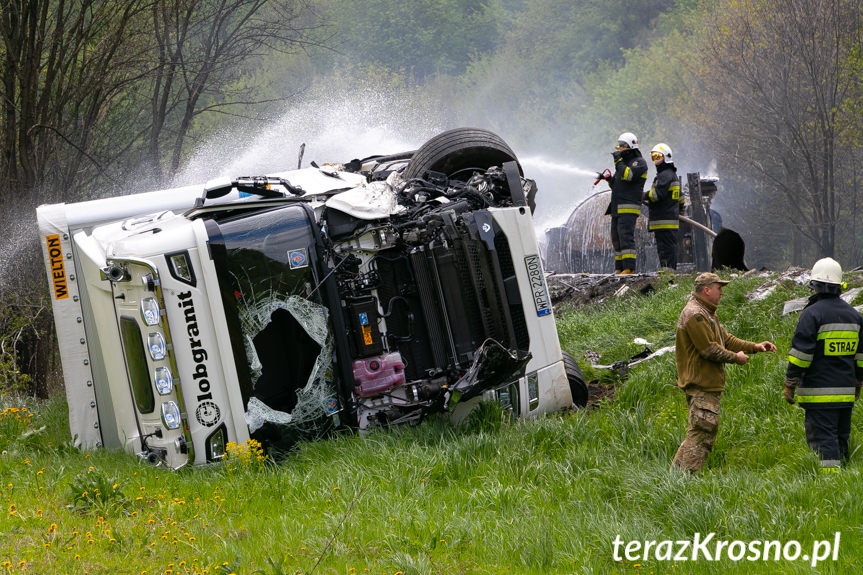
[141,297,161,326]
[168,252,194,285]
[207,425,227,460]
[147,332,166,360]
[154,367,173,395]
[161,401,181,429]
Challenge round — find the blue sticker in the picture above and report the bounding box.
[239,191,253,198]
[358,312,368,326]
[289,248,308,269]
[325,397,339,414]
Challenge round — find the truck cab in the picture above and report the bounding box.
[37,128,586,468]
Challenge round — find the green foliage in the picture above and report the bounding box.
[0,356,30,396]
[317,0,504,79]
[66,470,130,514]
[461,400,508,434]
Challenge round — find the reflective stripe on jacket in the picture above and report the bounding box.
[786,293,863,409]
[606,149,648,216]
[647,163,684,230]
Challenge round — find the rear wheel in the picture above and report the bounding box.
[402,127,522,181]
[561,351,588,407]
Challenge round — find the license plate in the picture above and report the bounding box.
[524,255,551,316]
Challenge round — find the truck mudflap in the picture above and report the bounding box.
[446,339,531,407]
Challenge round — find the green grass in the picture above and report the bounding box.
[3,271,863,574]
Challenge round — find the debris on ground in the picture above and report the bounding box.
[746,267,808,301]
[588,346,675,371]
[547,273,665,306]
[783,287,863,315]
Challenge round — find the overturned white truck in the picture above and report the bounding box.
[37,128,586,469]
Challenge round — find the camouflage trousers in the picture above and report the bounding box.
[672,388,722,474]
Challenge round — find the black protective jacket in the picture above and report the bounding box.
[645,162,683,231]
[605,148,648,216]
[786,292,863,409]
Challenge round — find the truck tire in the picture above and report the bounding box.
[562,351,588,407]
[402,128,523,181]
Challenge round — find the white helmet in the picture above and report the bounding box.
[616,132,639,150]
[811,257,842,285]
[650,143,673,164]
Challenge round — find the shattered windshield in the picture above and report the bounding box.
[205,206,336,442]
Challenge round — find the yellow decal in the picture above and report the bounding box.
[825,339,857,356]
[46,235,68,299]
[362,324,373,346]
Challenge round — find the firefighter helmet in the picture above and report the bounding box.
[811,257,842,285]
[650,143,673,164]
[616,132,639,150]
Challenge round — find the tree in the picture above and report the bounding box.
[146,0,324,183]
[692,0,863,259]
[0,0,151,204]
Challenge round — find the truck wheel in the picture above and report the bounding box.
[402,127,522,181]
[562,351,588,407]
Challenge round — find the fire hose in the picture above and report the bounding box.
[678,215,717,238]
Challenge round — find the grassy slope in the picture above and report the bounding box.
[2,272,862,574]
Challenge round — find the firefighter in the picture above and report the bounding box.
[601,132,648,274]
[644,143,684,272]
[783,257,863,472]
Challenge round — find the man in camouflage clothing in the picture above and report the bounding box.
[672,273,776,473]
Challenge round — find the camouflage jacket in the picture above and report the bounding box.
[675,293,757,391]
